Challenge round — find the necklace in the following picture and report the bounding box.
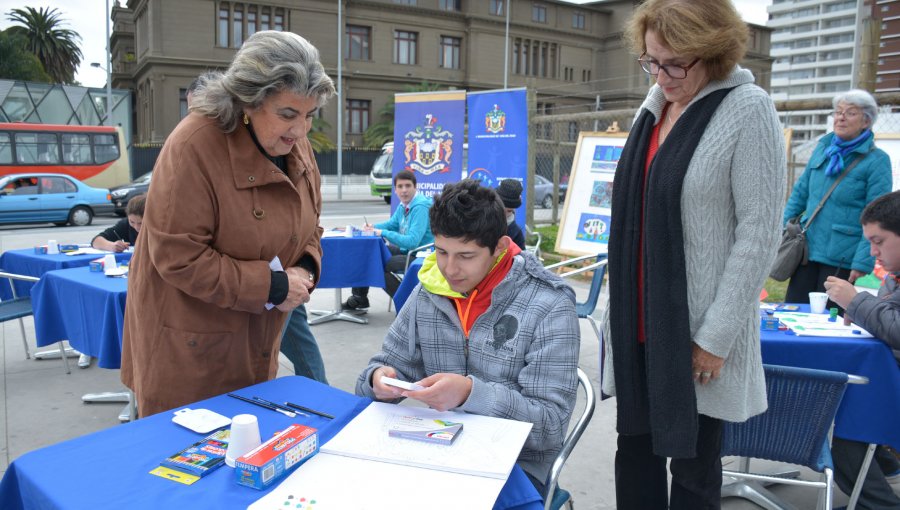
[666,105,683,127]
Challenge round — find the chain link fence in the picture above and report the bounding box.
[529,92,900,225]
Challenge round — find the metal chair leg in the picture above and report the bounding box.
[17,316,30,359]
[58,341,71,374]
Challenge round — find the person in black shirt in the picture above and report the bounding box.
[496,179,526,250]
[92,194,145,252]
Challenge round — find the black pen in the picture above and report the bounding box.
[284,401,334,419]
[227,393,295,418]
[253,396,308,417]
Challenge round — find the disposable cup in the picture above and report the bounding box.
[809,292,829,314]
[103,254,117,270]
[47,240,59,255]
[345,224,353,238]
[225,413,261,467]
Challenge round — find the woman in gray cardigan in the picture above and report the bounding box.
[604,0,786,508]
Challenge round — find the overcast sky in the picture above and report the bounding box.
[0,0,772,89]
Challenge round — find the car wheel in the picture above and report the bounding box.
[542,195,553,209]
[383,196,391,204]
[68,206,93,226]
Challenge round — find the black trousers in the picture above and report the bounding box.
[615,414,724,510]
[832,438,900,510]
[352,245,407,299]
[785,260,853,313]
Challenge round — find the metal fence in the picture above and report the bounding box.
[528,92,900,225]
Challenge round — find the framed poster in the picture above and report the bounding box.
[555,131,629,256]
[875,133,900,191]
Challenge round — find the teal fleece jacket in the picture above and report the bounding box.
[375,192,434,253]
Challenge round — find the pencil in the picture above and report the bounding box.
[253,396,307,417]
[227,393,295,418]
[284,401,334,419]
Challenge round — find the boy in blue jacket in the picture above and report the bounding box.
[344,170,433,310]
[825,190,900,509]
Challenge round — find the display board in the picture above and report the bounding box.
[555,131,628,256]
[875,133,900,190]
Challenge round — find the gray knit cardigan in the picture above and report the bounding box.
[601,67,786,423]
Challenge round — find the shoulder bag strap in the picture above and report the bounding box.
[802,145,874,232]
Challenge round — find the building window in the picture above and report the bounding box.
[394,30,418,65]
[179,88,189,119]
[513,38,557,78]
[347,99,370,133]
[218,4,229,47]
[439,0,460,10]
[440,36,461,69]
[490,0,504,16]
[564,66,573,81]
[572,12,585,29]
[346,25,371,61]
[217,3,286,48]
[232,4,243,47]
[533,5,546,23]
[582,69,591,82]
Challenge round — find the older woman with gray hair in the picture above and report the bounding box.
[783,89,892,306]
[121,30,334,416]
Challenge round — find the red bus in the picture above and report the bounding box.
[0,123,130,188]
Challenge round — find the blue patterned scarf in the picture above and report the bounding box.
[824,129,872,177]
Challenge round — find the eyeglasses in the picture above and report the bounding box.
[638,53,700,79]
[833,108,862,119]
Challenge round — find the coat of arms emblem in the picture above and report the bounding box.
[485,104,506,134]
[403,114,453,175]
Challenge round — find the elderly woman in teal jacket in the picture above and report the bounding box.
[783,89,892,306]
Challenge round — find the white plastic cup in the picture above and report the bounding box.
[103,254,117,270]
[345,224,353,238]
[225,414,261,467]
[47,240,59,255]
[809,292,829,314]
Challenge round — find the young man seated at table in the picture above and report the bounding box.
[825,189,900,509]
[355,179,580,493]
[91,194,146,253]
[343,169,433,311]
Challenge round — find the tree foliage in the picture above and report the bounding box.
[6,6,83,84]
[308,116,335,153]
[0,29,50,82]
[362,81,443,148]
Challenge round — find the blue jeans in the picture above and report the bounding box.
[279,305,328,384]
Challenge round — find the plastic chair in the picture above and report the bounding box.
[721,364,868,510]
[542,367,596,510]
[544,254,608,345]
[525,224,543,261]
[387,242,435,312]
[0,271,71,374]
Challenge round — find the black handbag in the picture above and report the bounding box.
[769,150,869,281]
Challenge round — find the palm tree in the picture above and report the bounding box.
[362,81,442,148]
[6,7,83,84]
[308,117,335,153]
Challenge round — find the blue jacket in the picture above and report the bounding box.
[783,133,892,273]
[376,192,433,253]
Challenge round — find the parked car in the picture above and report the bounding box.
[109,171,152,216]
[0,173,113,226]
[368,143,394,204]
[534,174,568,209]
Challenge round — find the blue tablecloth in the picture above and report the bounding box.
[761,304,900,450]
[30,266,127,369]
[0,376,542,510]
[393,257,424,310]
[318,236,391,289]
[0,248,131,299]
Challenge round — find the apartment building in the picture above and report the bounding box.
[111,0,771,145]
[874,0,900,92]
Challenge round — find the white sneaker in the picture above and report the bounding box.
[77,353,92,368]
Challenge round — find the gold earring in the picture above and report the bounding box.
[243,113,250,125]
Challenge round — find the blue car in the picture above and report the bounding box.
[0,173,113,226]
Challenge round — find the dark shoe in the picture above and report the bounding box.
[342,295,369,311]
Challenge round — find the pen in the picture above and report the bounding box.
[364,215,369,227]
[227,393,296,418]
[252,396,307,417]
[284,401,334,419]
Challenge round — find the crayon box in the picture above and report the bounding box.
[234,424,317,490]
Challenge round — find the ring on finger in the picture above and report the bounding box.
[701,371,712,378]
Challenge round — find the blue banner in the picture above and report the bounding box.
[466,88,529,225]
[392,90,466,213]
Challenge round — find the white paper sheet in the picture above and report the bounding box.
[774,312,874,338]
[247,452,505,510]
[320,402,532,479]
